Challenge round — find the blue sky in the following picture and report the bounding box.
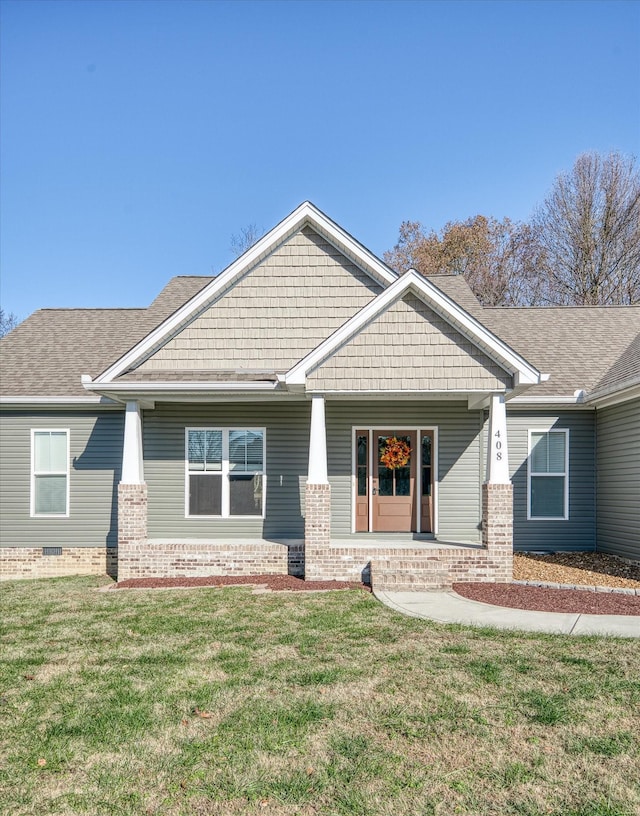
[1,0,638,319]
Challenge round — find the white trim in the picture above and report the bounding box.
[1,396,112,405]
[350,425,438,535]
[286,269,541,387]
[121,401,145,485]
[526,428,570,521]
[30,428,70,518]
[587,382,640,409]
[84,380,280,392]
[486,393,510,484]
[93,202,398,384]
[507,394,585,406]
[308,395,328,484]
[184,427,266,519]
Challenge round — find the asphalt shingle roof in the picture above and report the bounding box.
[1,271,638,401]
[0,276,212,397]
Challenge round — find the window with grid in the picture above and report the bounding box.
[186,428,265,517]
[32,430,69,516]
[528,430,569,520]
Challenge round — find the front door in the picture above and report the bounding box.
[355,429,434,533]
[373,430,416,532]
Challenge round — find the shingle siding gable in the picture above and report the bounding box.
[135,227,383,373]
[307,293,512,392]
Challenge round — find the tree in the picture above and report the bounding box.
[229,223,264,258]
[0,309,18,338]
[532,151,640,305]
[384,215,545,306]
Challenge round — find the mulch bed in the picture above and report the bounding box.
[514,552,640,589]
[115,574,371,592]
[453,582,640,617]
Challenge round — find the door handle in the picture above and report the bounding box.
[372,488,378,495]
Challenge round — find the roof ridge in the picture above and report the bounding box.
[485,304,640,311]
[36,307,149,313]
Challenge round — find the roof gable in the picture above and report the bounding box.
[94,202,397,384]
[131,226,384,375]
[307,292,513,393]
[286,270,541,389]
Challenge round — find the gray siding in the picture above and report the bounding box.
[596,398,640,560]
[506,411,596,552]
[326,401,484,542]
[0,410,123,548]
[309,294,511,393]
[143,400,484,543]
[144,402,310,539]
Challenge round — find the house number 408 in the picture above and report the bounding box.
[494,430,503,461]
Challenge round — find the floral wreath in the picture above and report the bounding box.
[380,436,411,470]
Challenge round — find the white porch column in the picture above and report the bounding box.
[307,395,328,484]
[485,393,510,484]
[121,401,145,484]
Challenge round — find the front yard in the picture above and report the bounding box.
[1,576,638,816]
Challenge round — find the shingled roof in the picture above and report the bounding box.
[481,305,640,398]
[1,270,638,402]
[0,276,212,398]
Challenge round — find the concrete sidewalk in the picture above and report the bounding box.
[375,589,640,638]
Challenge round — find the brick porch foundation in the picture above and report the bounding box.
[0,547,118,580]
[304,482,332,581]
[117,482,148,581]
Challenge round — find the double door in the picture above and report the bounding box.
[355,429,434,533]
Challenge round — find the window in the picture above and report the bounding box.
[527,429,569,520]
[31,430,69,517]
[186,428,265,517]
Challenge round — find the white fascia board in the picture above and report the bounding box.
[587,381,640,409]
[95,202,397,384]
[84,381,280,393]
[304,390,502,403]
[0,396,117,407]
[506,394,594,410]
[286,269,541,386]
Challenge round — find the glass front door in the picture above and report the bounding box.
[355,429,434,533]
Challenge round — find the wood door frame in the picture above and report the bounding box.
[351,426,438,534]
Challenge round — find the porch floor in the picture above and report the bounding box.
[330,536,483,551]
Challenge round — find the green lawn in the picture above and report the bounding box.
[1,576,638,816]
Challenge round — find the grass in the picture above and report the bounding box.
[0,576,639,816]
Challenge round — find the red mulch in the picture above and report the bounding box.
[115,574,371,592]
[453,582,640,617]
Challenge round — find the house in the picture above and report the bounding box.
[1,202,638,587]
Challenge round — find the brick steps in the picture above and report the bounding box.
[371,557,453,591]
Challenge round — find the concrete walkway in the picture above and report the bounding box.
[375,589,640,638]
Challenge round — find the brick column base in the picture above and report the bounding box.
[481,482,513,582]
[117,483,148,582]
[304,483,331,581]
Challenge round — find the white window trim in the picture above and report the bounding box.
[184,427,266,519]
[30,428,70,518]
[526,428,569,521]
[350,426,438,534]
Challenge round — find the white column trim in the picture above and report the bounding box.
[308,395,328,484]
[485,393,510,484]
[121,401,145,484]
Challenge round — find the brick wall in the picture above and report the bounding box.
[117,539,289,579]
[303,482,514,589]
[303,483,331,581]
[0,547,117,580]
[481,482,513,581]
